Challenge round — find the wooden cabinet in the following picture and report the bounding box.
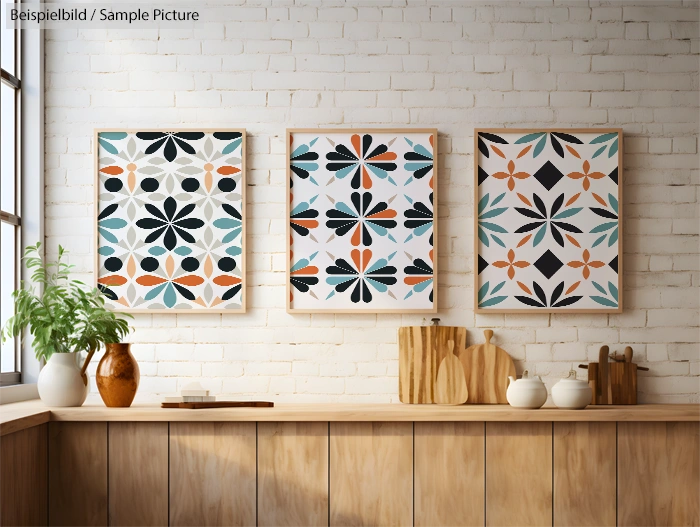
[2,415,698,527]
[330,422,413,526]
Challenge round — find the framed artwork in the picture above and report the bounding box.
[94,129,246,313]
[287,128,438,313]
[474,128,622,313]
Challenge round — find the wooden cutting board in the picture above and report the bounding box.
[434,341,469,405]
[398,325,467,404]
[458,329,515,404]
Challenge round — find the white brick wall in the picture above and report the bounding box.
[44,0,700,403]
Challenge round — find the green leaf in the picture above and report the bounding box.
[479,207,507,219]
[491,281,506,294]
[478,226,489,247]
[491,234,506,247]
[590,221,617,233]
[552,207,582,220]
[98,138,118,155]
[608,138,619,158]
[98,227,118,244]
[479,221,508,233]
[514,132,545,144]
[609,193,618,214]
[533,223,547,246]
[100,132,128,140]
[608,281,618,302]
[478,194,489,214]
[590,132,618,144]
[591,145,607,159]
[479,296,507,308]
[590,296,618,308]
[478,281,489,303]
[591,234,607,247]
[533,135,547,157]
[592,281,607,295]
[608,227,619,247]
[99,218,127,230]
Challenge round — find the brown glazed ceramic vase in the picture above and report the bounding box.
[96,343,140,407]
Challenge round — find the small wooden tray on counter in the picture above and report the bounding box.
[161,401,274,409]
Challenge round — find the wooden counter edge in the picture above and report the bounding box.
[1,401,698,434]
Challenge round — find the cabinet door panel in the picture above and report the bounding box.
[258,422,329,527]
[109,422,168,526]
[618,422,700,527]
[330,422,412,527]
[415,422,485,527]
[0,424,48,526]
[170,422,256,526]
[554,422,615,527]
[486,422,552,527]
[49,422,108,526]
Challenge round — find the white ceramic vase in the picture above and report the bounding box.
[38,353,89,407]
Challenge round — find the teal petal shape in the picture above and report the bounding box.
[590,296,618,308]
[609,193,618,214]
[533,223,547,246]
[174,246,192,256]
[491,281,506,295]
[413,222,432,237]
[98,227,118,243]
[100,132,128,140]
[226,246,242,257]
[98,246,115,256]
[533,135,547,157]
[608,138,618,158]
[478,226,489,247]
[149,246,167,256]
[609,281,619,302]
[608,227,619,247]
[591,234,607,248]
[592,281,607,295]
[334,202,357,217]
[290,258,309,272]
[491,192,506,207]
[552,208,583,220]
[479,207,507,219]
[335,163,357,179]
[592,145,607,159]
[222,228,242,243]
[214,218,242,229]
[99,218,127,229]
[365,258,388,274]
[478,194,489,214]
[491,234,506,247]
[98,138,118,155]
[515,132,545,144]
[366,277,388,293]
[163,282,177,308]
[478,281,489,303]
[590,221,617,234]
[290,202,310,215]
[222,138,242,155]
[479,221,507,233]
[590,132,617,144]
[479,296,507,308]
[144,282,167,301]
[327,276,356,286]
[413,279,432,293]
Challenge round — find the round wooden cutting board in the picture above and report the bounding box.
[458,329,515,404]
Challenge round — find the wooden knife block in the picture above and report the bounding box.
[587,362,638,405]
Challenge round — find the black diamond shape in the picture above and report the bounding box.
[478,166,489,185]
[608,167,618,185]
[478,255,489,275]
[534,250,563,279]
[609,255,618,273]
[532,160,565,191]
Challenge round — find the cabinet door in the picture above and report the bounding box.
[170,422,256,526]
[554,422,616,527]
[330,422,412,527]
[486,422,552,527]
[49,422,108,526]
[0,424,48,526]
[109,422,168,526]
[618,422,700,526]
[258,422,329,527]
[415,422,485,527]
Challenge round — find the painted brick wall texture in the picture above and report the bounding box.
[44,0,700,403]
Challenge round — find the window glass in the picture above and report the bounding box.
[0,4,15,76]
[1,222,16,374]
[1,83,16,214]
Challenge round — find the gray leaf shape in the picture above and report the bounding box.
[133,297,145,307]
[127,202,136,220]
[149,157,166,165]
[99,193,115,201]
[127,227,136,245]
[127,284,136,302]
[174,193,192,201]
[118,239,130,251]
[134,240,146,251]
[224,303,241,309]
[204,138,213,158]
[211,240,222,251]
[99,157,115,164]
[177,166,204,175]
[150,193,166,201]
[134,152,146,162]
[138,166,162,175]
[174,303,193,309]
[174,157,192,165]
[127,138,136,157]
[166,176,174,194]
[225,157,242,165]
[204,283,213,302]
[148,303,166,309]
[204,203,213,221]
[225,193,242,201]
[204,227,213,245]
[195,240,206,251]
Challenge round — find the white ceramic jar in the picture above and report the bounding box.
[38,353,89,407]
[506,370,548,409]
[551,370,591,410]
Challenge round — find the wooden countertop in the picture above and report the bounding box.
[1,400,698,435]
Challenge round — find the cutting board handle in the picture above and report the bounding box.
[484,329,493,344]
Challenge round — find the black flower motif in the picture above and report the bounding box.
[326,134,397,189]
[404,192,433,245]
[136,132,206,162]
[515,193,582,248]
[326,249,397,303]
[136,197,205,251]
[326,192,397,246]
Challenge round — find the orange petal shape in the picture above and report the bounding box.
[517,234,532,248]
[565,234,581,248]
[588,171,606,180]
[592,193,607,207]
[512,171,531,180]
[351,249,361,272]
[100,166,123,175]
[491,145,506,158]
[368,152,397,161]
[507,249,515,262]
[583,266,590,279]
[583,249,590,262]
[566,145,580,158]
[513,261,530,268]
[367,209,397,219]
[492,261,509,268]
[351,134,362,157]
[128,171,136,192]
[165,255,175,278]
[507,178,515,191]
[583,160,590,173]
[204,255,213,278]
[212,275,241,286]
[98,274,128,286]
[588,261,606,268]
[127,255,136,278]
[404,276,431,285]
[507,160,515,173]
[291,266,319,275]
[517,145,532,159]
[292,219,319,229]
[429,135,434,147]
[204,171,213,192]
[174,275,205,286]
[492,171,511,180]
[567,261,585,268]
[361,249,372,272]
[351,224,362,247]
[565,281,581,295]
[517,193,532,206]
[362,165,372,189]
[565,193,581,206]
[583,178,590,191]
[136,275,167,286]
[217,166,240,175]
[567,172,585,179]
[517,281,532,295]
[507,266,515,279]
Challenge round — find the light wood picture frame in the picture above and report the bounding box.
[474,128,623,314]
[94,129,246,313]
[287,128,438,314]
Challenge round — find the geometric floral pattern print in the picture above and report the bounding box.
[96,130,245,312]
[476,129,621,312]
[288,130,437,312]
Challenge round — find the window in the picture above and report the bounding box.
[1,3,22,386]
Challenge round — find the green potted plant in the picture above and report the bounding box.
[1,243,132,406]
